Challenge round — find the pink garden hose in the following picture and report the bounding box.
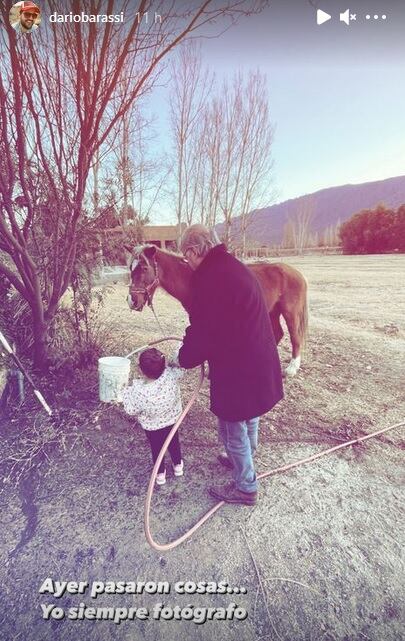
[140,338,404,552]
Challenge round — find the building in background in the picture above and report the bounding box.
[102,223,186,252]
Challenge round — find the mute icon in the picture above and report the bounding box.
[340,9,350,25]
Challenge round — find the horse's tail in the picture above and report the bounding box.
[298,279,309,351]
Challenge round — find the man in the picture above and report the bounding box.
[12,1,40,33]
[177,224,283,506]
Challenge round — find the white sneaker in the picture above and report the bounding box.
[173,460,184,477]
[156,471,166,485]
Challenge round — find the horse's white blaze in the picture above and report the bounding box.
[142,252,151,268]
[130,258,139,272]
[284,355,301,377]
[127,294,134,309]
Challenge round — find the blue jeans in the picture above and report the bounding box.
[218,417,259,493]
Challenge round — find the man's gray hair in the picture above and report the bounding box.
[180,224,221,258]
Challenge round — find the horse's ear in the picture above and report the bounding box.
[143,245,157,259]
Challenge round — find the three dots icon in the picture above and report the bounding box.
[366,14,387,20]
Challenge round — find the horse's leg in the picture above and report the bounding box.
[270,305,284,344]
[281,308,302,377]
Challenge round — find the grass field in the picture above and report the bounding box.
[1,254,404,641]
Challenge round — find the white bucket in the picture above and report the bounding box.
[98,356,131,403]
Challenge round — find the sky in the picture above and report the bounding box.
[147,0,405,219]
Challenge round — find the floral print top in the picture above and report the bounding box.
[122,366,184,430]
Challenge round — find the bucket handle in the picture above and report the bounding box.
[125,336,182,360]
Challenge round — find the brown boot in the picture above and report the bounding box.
[217,453,233,470]
[208,482,257,506]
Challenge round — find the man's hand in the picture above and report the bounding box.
[167,348,180,368]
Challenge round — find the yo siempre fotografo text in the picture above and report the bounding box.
[41,602,248,625]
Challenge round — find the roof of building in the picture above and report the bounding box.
[101,224,185,240]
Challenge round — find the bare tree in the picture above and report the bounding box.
[287,196,315,253]
[169,41,214,227]
[282,219,295,249]
[170,59,274,248]
[200,100,223,227]
[235,72,274,255]
[320,220,340,247]
[130,113,169,225]
[0,0,268,368]
[112,107,165,225]
[202,72,274,250]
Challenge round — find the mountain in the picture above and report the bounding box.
[215,175,405,246]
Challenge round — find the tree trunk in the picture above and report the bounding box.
[224,218,231,249]
[241,216,246,258]
[32,314,49,372]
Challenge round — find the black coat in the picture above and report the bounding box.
[178,244,283,421]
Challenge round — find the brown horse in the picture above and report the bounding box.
[127,245,308,376]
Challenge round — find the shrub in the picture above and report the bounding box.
[100,224,144,265]
[339,204,405,254]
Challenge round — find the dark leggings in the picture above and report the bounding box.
[145,425,182,473]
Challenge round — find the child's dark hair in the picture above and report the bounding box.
[139,348,166,379]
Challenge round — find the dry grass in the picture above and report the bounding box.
[0,254,404,641]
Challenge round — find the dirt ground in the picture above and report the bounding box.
[0,254,404,641]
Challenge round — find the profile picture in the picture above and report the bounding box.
[9,1,41,34]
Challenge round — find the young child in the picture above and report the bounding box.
[122,348,184,486]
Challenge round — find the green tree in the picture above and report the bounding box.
[340,204,404,254]
[340,210,368,253]
[391,205,405,252]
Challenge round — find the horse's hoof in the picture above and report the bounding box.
[284,357,301,378]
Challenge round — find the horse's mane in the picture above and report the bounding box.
[137,244,185,262]
[154,246,185,261]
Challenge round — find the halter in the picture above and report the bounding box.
[129,251,168,334]
[130,255,160,308]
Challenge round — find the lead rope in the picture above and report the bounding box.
[140,337,404,552]
[149,299,166,335]
[147,257,166,335]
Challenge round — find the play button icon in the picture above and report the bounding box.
[317,9,332,25]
